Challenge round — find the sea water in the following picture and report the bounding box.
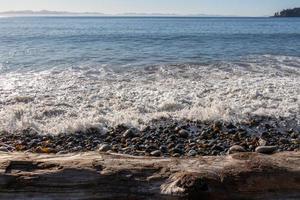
[0,17,299,134]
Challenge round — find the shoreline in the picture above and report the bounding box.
[1,116,299,157]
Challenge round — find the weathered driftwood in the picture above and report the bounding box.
[0,151,299,200]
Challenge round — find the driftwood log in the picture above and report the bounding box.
[0,151,299,200]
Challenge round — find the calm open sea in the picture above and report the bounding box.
[0,17,300,71]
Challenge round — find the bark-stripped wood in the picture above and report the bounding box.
[0,152,299,200]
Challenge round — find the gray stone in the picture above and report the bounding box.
[0,147,9,152]
[187,150,197,157]
[291,139,300,144]
[56,151,68,155]
[159,145,168,153]
[150,150,161,157]
[255,146,277,154]
[228,145,246,154]
[98,144,112,152]
[123,128,138,138]
[178,129,189,138]
[258,138,267,146]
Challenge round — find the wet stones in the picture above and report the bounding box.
[123,128,139,139]
[0,116,298,157]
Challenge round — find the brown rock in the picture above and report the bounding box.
[255,146,277,154]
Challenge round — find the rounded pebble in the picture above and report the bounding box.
[255,146,277,154]
[228,145,246,154]
[98,144,112,152]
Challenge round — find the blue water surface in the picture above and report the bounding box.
[0,17,300,72]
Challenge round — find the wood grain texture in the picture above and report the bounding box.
[0,152,299,200]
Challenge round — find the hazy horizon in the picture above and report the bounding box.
[0,10,270,17]
[0,0,300,17]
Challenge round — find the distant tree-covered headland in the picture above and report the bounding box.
[274,8,300,17]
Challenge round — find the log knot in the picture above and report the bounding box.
[161,172,208,198]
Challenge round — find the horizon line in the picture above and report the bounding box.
[0,10,268,17]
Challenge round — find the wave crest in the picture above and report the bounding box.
[0,55,299,134]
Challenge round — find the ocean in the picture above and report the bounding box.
[0,17,299,134]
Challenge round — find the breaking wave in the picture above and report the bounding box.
[0,55,299,134]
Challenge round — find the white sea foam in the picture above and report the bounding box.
[0,55,299,134]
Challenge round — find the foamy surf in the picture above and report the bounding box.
[0,55,299,134]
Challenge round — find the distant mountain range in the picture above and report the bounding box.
[0,10,241,17]
[0,10,106,16]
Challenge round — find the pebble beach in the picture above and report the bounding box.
[1,116,299,157]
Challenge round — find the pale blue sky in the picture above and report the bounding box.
[0,0,300,16]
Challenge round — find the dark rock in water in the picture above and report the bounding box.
[123,128,139,138]
[98,144,111,152]
[228,145,246,154]
[255,146,277,154]
[150,150,161,157]
[178,129,189,138]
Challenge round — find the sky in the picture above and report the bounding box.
[0,0,300,16]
